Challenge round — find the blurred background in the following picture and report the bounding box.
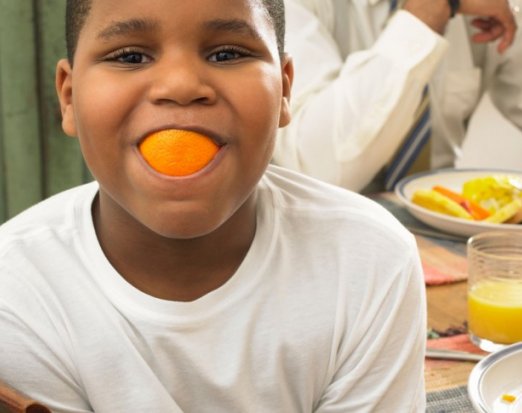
[0,0,90,224]
[458,94,522,171]
[0,1,521,224]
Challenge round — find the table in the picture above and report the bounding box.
[427,281,467,332]
[425,282,479,412]
[369,192,482,412]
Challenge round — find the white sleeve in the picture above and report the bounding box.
[0,307,92,413]
[315,246,427,412]
[274,3,448,190]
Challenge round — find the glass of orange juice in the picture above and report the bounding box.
[468,231,522,352]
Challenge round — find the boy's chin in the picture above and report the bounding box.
[140,214,225,241]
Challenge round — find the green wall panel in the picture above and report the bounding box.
[0,42,5,222]
[0,1,43,221]
[0,0,89,224]
[36,0,87,197]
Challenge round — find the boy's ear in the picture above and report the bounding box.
[278,54,293,128]
[55,59,77,137]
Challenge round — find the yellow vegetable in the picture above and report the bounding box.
[412,189,473,220]
[462,176,522,213]
[485,199,522,223]
[411,175,522,223]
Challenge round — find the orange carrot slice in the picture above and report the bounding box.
[433,185,491,220]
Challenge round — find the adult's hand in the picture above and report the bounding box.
[404,0,517,53]
[460,0,517,53]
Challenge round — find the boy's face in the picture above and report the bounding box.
[57,0,292,238]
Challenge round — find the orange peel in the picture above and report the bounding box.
[139,129,219,176]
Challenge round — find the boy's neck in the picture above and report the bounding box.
[91,191,257,302]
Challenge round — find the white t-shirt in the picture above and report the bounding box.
[0,165,426,412]
[276,0,522,190]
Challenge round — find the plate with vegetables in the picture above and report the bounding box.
[468,342,522,413]
[395,168,522,238]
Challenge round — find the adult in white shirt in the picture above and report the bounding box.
[274,0,519,191]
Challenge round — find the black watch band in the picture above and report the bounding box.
[448,0,460,17]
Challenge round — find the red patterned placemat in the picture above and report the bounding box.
[416,236,467,285]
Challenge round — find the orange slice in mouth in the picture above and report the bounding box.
[139,129,219,176]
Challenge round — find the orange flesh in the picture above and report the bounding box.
[139,129,219,176]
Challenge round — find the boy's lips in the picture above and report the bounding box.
[136,125,226,147]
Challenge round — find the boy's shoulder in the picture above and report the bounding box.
[0,182,98,249]
[263,165,401,220]
[262,165,413,244]
[264,164,369,205]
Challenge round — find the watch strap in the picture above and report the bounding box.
[448,0,460,17]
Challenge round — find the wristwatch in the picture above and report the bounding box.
[448,0,460,17]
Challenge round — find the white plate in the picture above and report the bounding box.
[395,168,522,238]
[468,342,522,413]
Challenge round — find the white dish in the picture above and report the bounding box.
[468,341,522,413]
[395,168,522,238]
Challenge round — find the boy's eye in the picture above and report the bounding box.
[105,48,152,65]
[119,52,148,64]
[208,47,250,63]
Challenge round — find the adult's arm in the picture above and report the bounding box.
[274,3,448,190]
[275,0,515,191]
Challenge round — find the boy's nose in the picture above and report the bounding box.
[147,56,217,106]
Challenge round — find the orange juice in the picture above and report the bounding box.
[468,280,522,344]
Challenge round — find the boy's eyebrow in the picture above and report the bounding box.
[203,19,263,41]
[96,18,263,42]
[97,18,158,41]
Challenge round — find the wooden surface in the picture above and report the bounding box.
[425,281,484,396]
[426,280,468,332]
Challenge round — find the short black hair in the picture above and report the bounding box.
[65,0,285,63]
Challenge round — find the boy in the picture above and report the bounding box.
[0,0,426,411]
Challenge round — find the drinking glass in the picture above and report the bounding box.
[467,231,522,352]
